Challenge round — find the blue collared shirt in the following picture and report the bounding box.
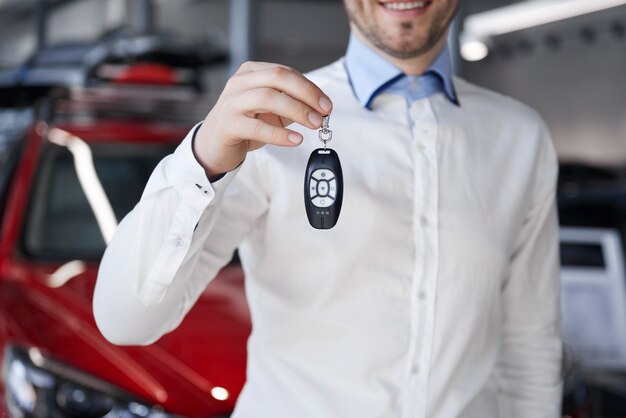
[344,33,459,109]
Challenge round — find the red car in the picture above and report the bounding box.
[0,37,249,418]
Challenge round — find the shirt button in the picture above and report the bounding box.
[420,216,429,227]
[416,143,427,152]
[173,237,185,248]
[418,290,427,301]
[411,365,420,375]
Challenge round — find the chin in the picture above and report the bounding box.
[379,36,433,58]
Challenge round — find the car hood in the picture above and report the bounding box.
[0,260,250,418]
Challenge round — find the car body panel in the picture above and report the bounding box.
[0,120,251,417]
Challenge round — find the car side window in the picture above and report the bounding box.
[22,142,174,261]
[0,108,32,219]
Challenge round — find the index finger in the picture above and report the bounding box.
[235,61,292,74]
[232,66,333,118]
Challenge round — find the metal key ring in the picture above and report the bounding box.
[319,115,332,149]
[319,129,333,143]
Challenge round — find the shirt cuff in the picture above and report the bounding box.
[166,122,241,213]
[137,123,242,306]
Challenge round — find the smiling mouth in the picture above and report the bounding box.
[381,1,430,11]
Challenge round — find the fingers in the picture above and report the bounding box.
[227,63,333,121]
[234,87,323,130]
[234,116,303,147]
[235,61,292,74]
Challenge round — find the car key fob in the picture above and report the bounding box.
[304,148,343,229]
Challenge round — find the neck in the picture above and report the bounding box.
[352,27,448,76]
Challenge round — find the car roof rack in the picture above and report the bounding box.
[0,32,228,108]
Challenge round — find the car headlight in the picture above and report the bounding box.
[2,345,178,418]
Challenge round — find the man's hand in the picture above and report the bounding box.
[194,61,333,178]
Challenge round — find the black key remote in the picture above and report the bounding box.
[304,148,343,229]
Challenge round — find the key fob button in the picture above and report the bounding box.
[329,179,336,198]
[309,179,318,197]
[312,169,334,181]
[312,196,332,208]
[317,181,329,197]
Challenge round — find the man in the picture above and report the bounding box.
[94,0,563,417]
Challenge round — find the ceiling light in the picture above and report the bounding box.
[460,38,489,61]
[461,0,626,61]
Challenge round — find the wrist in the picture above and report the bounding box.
[192,123,229,181]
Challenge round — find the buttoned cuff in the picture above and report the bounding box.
[166,122,240,212]
[137,122,242,306]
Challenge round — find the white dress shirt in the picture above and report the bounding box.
[94,58,563,417]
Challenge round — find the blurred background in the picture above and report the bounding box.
[0,0,624,417]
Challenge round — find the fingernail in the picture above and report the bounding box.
[308,112,322,127]
[288,133,303,144]
[319,97,332,113]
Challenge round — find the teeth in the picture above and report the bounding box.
[383,1,426,10]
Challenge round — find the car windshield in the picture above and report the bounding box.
[23,142,174,261]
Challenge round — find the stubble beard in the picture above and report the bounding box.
[347,3,457,59]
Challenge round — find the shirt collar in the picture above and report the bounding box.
[344,32,459,109]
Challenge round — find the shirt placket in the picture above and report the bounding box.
[403,96,440,418]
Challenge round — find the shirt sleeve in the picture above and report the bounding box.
[496,120,563,417]
[93,123,268,345]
